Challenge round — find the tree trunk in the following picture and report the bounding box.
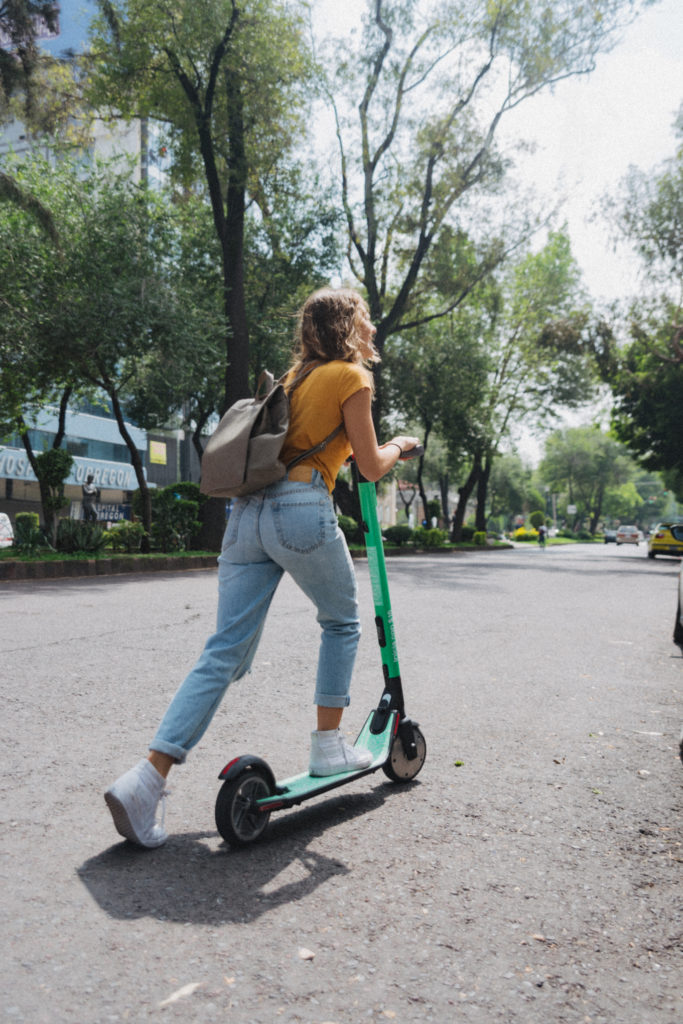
[197,496,228,552]
[333,477,361,525]
[397,484,417,522]
[412,449,431,526]
[19,429,50,531]
[450,454,481,541]
[222,66,250,413]
[18,385,73,534]
[194,68,251,553]
[438,472,450,530]
[107,388,152,552]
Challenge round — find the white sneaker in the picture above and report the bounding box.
[309,729,373,777]
[104,759,169,848]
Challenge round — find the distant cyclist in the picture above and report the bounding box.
[538,524,547,548]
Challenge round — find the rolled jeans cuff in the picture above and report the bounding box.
[149,739,188,764]
[313,691,351,709]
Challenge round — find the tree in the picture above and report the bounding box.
[0,154,214,546]
[539,426,636,534]
[0,1,59,119]
[469,231,595,529]
[387,229,594,537]
[325,0,652,425]
[487,453,534,531]
[0,151,80,530]
[123,169,342,474]
[386,301,488,526]
[89,0,316,411]
[596,108,683,482]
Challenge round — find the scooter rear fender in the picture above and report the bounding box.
[217,754,278,793]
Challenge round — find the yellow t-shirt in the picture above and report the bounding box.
[280,361,373,492]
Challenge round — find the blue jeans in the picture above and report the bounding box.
[151,471,361,762]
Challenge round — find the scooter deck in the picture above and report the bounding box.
[255,710,398,812]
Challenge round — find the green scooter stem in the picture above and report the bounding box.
[354,444,424,731]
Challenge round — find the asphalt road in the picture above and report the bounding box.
[2,542,681,1023]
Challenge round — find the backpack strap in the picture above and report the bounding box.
[286,421,345,471]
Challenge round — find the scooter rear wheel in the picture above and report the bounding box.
[215,770,271,847]
[383,725,427,783]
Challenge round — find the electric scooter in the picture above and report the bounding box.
[214,449,427,848]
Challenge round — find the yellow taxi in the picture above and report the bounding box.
[648,522,683,559]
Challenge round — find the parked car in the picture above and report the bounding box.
[0,512,13,548]
[648,522,683,559]
[616,524,639,545]
[603,529,617,544]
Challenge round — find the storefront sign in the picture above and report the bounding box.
[0,448,140,490]
[69,502,132,522]
[150,441,167,465]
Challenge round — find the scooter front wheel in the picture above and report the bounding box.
[383,725,427,783]
[215,770,271,847]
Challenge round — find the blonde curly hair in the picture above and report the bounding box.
[289,287,379,378]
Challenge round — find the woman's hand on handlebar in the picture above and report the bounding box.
[386,436,421,458]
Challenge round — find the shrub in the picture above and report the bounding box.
[151,487,201,552]
[132,483,205,549]
[529,510,545,529]
[106,520,146,553]
[169,481,206,508]
[56,518,107,553]
[413,526,448,548]
[514,527,538,541]
[383,524,413,546]
[558,528,576,539]
[473,531,487,546]
[459,526,475,541]
[577,529,592,540]
[14,512,44,554]
[337,514,361,543]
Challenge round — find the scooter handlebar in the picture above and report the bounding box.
[399,444,424,460]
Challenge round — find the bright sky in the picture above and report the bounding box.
[313,0,683,305]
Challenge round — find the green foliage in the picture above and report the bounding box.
[473,531,487,546]
[34,447,74,516]
[413,527,448,548]
[426,499,441,521]
[55,519,107,554]
[514,527,538,542]
[14,511,43,553]
[337,515,361,544]
[529,510,545,529]
[459,526,475,542]
[0,2,60,117]
[149,486,201,552]
[383,524,414,547]
[598,117,683,483]
[539,426,637,532]
[105,521,146,553]
[88,0,321,413]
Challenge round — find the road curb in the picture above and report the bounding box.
[1,544,513,581]
[0,554,219,581]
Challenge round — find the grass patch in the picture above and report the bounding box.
[0,547,217,563]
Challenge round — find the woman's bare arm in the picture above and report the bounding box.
[342,388,419,482]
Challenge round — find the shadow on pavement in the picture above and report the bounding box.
[77,783,415,925]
